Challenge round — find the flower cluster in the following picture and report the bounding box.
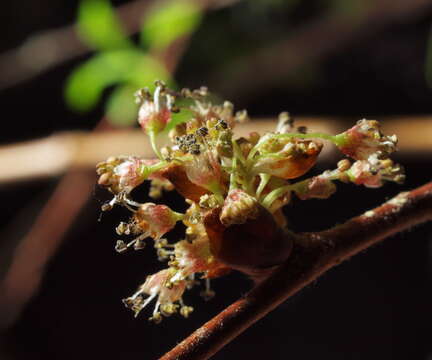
[97,81,404,322]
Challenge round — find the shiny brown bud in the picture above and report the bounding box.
[204,204,294,278]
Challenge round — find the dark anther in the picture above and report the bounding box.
[218,120,228,129]
[196,127,209,137]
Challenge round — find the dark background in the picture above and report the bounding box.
[0,1,431,359]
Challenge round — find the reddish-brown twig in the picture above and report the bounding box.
[160,182,432,360]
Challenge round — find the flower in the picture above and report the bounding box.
[123,269,188,320]
[135,82,172,135]
[220,189,259,226]
[97,156,143,194]
[158,163,209,203]
[294,175,337,200]
[173,236,228,280]
[96,157,166,195]
[347,154,405,188]
[337,119,398,160]
[183,152,224,194]
[252,136,322,179]
[133,203,183,240]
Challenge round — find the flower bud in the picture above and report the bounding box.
[294,175,337,200]
[337,119,397,160]
[252,137,322,179]
[220,189,259,226]
[204,204,294,277]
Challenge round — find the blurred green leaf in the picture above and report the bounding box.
[164,108,194,132]
[77,0,131,50]
[65,50,170,112]
[141,0,202,50]
[105,85,138,126]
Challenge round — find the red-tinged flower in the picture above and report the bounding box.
[252,137,322,179]
[97,157,169,195]
[348,155,405,188]
[97,156,145,194]
[135,83,172,135]
[220,189,259,226]
[123,268,188,320]
[137,99,171,134]
[337,119,397,160]
[183,152,224,194]
[294,175,337,200]
[133,203,183,240]
[173,236,228,280]
[159,163,209,202]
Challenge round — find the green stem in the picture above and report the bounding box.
[261,184,292,209]
[229,157,239,192]
[261,168,348,209]
[138,160,169,179]
[207,182,225,205]
[255,173,271,199]
[149,131,163,160]
[272,132,337,143]
[232,139,246,164]
[173,211,185,222]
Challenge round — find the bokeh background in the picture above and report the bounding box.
[0,0,431,359]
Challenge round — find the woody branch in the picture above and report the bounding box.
[160,181,432,360]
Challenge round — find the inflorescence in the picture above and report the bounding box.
[96,80,404,323]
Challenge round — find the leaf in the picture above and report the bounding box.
[105,85,139,126]
[124,53,172,88]
[141,0,202,50]
[164,108,194,132]
[65,50,170,112]
[77,0,131,50]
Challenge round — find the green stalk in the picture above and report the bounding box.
[255,173,271,199]
[138,160,169,179]
[149,130,163,160]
